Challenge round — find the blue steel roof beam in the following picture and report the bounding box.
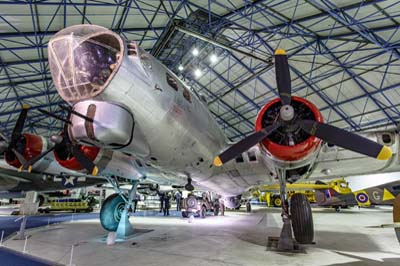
[198,59,260,111]
[0,72,50,83]
[0,57,23,115]
[314,16,400,40]
[200,42,392,123]
[334,105,400,127]
[226,61,400,129]
[212,0,321,49]
[354,116,400,132]
[0,90,59,105]
[29,0,53,114]
[308,0,400,60]
[189,76,255,130]
[290,66,360,130]
[317,40,399,125]
[67,0,92,25]
[0,77,52,87]
[131,0,161,40]
[223,2,398,45]
[230,3,398,129]
[320,80,400,113]
[3,110,64,129]
[138,1,162,46]
[150,0,187,55]
[188,84,249,137]
[0,15,36,46]
[320,24,400,41]
[241,0,387,33]
[0,101,65,118]
[114,0,133,34]
[224,64,362,131]
[216,41,321,122]
[186,1,273,54]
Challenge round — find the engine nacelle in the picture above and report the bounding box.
[68,100,150,158]
[5,133,44,168]
[255,96,323,162]
[54,144,100,171]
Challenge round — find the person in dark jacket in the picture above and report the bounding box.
[159,191,165,213]
[163,192,171,216]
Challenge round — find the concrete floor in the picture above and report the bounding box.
[3,207,400,266]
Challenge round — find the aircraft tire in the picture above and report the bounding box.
[246,202,251,212]
[290,193,314,244]
[272,196,282,207]
[100,193,125,232]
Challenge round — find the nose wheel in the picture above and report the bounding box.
[269,168,314,251]
[100,177,140,239]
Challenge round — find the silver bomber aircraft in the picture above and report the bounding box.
[11,24,399,250]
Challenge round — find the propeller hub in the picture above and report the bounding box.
[280,105,294,121]
[50,135,63,144]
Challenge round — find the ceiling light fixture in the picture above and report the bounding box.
[194,68,202,78]
[192,48,199,56]
[210,54,218,63]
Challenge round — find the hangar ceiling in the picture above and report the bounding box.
[0,0,399,141]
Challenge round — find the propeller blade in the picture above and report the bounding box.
[214,123,280,166]
[20,146,56,172]
[38,109,71,125]
[59,105,93,122]
[299,119,392,160]
[71,145,99,176]
[12,148,27,167]
[275,49,291,105]
[11,104,29,146]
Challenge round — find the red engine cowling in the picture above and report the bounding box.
[5,133,43,168]
[255,96,323,161]
[54,144,100,171]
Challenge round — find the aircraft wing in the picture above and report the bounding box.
[307,131,399,180]
[0,165,106,194]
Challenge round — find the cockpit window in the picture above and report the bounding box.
[183,88,192,103]
[166,72,178,91]
[49,27,123,102]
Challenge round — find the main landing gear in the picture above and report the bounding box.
[100,177,140,239]
[270,169,314,251]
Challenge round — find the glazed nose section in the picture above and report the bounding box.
[48,25,124,102]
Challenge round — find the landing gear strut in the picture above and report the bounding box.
[271,168,314,251]
[100,177,140,239]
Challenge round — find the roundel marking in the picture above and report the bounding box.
[356,192,369,203]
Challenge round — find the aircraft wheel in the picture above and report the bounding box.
[273,196,282,207]
[200,205,206,218]
[246,201,251,212]
[100,193,125,231]
[393,194,400,244]
[290,193,314,244]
